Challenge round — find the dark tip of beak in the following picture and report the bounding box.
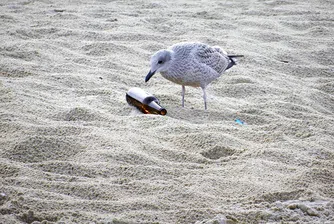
[145,70,156,82]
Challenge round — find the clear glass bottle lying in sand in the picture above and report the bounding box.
[126,87,167,115]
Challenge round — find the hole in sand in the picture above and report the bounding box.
[200,146,236,160]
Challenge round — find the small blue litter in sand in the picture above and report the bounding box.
[235,119,245,125]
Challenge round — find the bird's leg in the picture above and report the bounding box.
[182,85,185,107]
[202,87,207,110]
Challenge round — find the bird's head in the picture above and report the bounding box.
[145,49,173,82]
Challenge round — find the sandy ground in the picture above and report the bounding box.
[1,0,334,223]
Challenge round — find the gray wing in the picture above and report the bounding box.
[194,44,229,74]
[167,43,231,87]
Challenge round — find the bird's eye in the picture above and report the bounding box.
[158,60,163,64]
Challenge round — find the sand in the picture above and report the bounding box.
[0,0,333,223]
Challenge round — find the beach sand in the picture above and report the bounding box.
[1,0,333,223]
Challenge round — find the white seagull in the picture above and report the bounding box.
[145,42,243,110]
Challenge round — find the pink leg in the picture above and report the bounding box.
[202,87,207,110]
[182,85,185,107]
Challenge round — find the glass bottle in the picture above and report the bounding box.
[126,87,167,115]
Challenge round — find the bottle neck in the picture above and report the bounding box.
[147,101,167,115]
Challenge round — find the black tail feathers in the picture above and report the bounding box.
[226,55,244,70]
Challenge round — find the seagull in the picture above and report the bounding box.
[145,42,243,110]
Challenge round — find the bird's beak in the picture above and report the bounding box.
[145,70,156,82]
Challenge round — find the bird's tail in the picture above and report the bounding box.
[226,55,244,70]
